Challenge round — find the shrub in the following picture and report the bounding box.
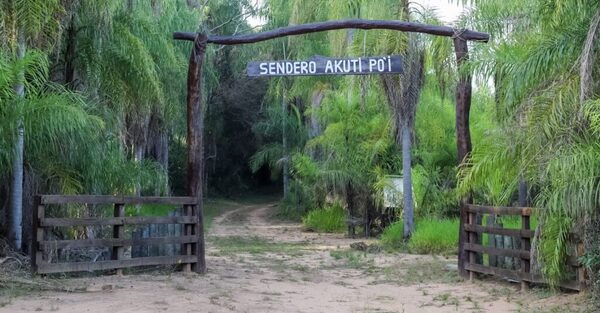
[380,220,405,250]
[302,203,346,233]
[408,218,459,255]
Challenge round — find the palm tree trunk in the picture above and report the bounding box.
[282,91,289,198]
[518,176,527,207]
[10,31,26,251]
[401,123,414,240]
[134,144,144,197]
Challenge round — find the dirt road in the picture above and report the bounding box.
[0,201,584,312]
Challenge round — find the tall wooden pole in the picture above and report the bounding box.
[186,33,207,274]
[454,36,473,278]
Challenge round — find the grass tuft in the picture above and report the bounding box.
[380,220,405,250]
[380,218,459,255]
[408,218,459,255]
[302,203,346,233]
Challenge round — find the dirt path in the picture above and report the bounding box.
[0,200,585,313]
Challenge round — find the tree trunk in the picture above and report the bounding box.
[9,31,26,251]
[134,144,144,197]
[401,123,414,240]
[282,90,290,198]
[518,176,527,207]
[64,17,77,88]
[309,90,324,139]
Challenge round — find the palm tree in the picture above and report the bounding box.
[457,0,600,285]
[380,38,425,239]
[0,0,64,250]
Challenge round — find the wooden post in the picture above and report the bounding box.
[468,210,476,282]
[112,203,125,275]
[458,200,470,277]
[576,242,585,290]
[183,204,194,273]
[454,35,473,278]
[30,196,43,273]
[521,214,531,291]
[194,203,205,272]
[186,33,207,274]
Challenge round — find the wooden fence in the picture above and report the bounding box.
[32,195,201,274]
[463,204,585,291]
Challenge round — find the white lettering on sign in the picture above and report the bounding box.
[248,55,403,77]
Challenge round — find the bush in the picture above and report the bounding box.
[302,203,346,233]
[380,220,404,250]
[408,218,459,255]
[380,218,459,254]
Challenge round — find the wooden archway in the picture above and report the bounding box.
[173,19,489,274]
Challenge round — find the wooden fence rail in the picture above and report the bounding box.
[463,204,585,291]
[31,195,201,274]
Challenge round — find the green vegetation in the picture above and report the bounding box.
[1,0,600,304]
[302,203,346,233]
[408,219,459,255]
[380,221,405,251]
[381,219,458,255]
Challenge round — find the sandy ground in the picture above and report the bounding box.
[0,201,587,313]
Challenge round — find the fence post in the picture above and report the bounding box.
[194,202,206,273]
[576,242,585,290]
[183,204,194,272]
[112,203,125,275]
[468,209,477,281]
[520,211,531,291]
[458,201,470,278]
[31,196,44,273]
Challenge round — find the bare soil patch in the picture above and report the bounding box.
[0,200,587,312]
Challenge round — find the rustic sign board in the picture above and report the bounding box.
[247,55,402,77]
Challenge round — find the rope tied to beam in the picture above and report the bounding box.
[192,33,208,63]
[452,28,468,41]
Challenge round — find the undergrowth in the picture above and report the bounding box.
[380,218,458,255]
[302,203,346,233]
[409,218,459,255]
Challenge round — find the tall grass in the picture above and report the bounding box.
[380,220,405,250]
[408,218,459,255]
[302,203,346,233]
[380,218,459,255]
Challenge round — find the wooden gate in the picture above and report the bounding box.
[463,204,585,291]
[31,195,201,274]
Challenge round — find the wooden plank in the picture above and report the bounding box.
[465,263,523,282]
[464,224,534,238]
[39,236,198,249]
[247,55,402,77]
[37,255,197,274]
[173,19,490,43]
[528,273,582,291]
[40,195,197,205]
[467,204,533,216]
[40,216,197,227]
[467,263,582,291]
[463,243,530,259]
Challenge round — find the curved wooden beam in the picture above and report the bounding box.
[173,19,489,44]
